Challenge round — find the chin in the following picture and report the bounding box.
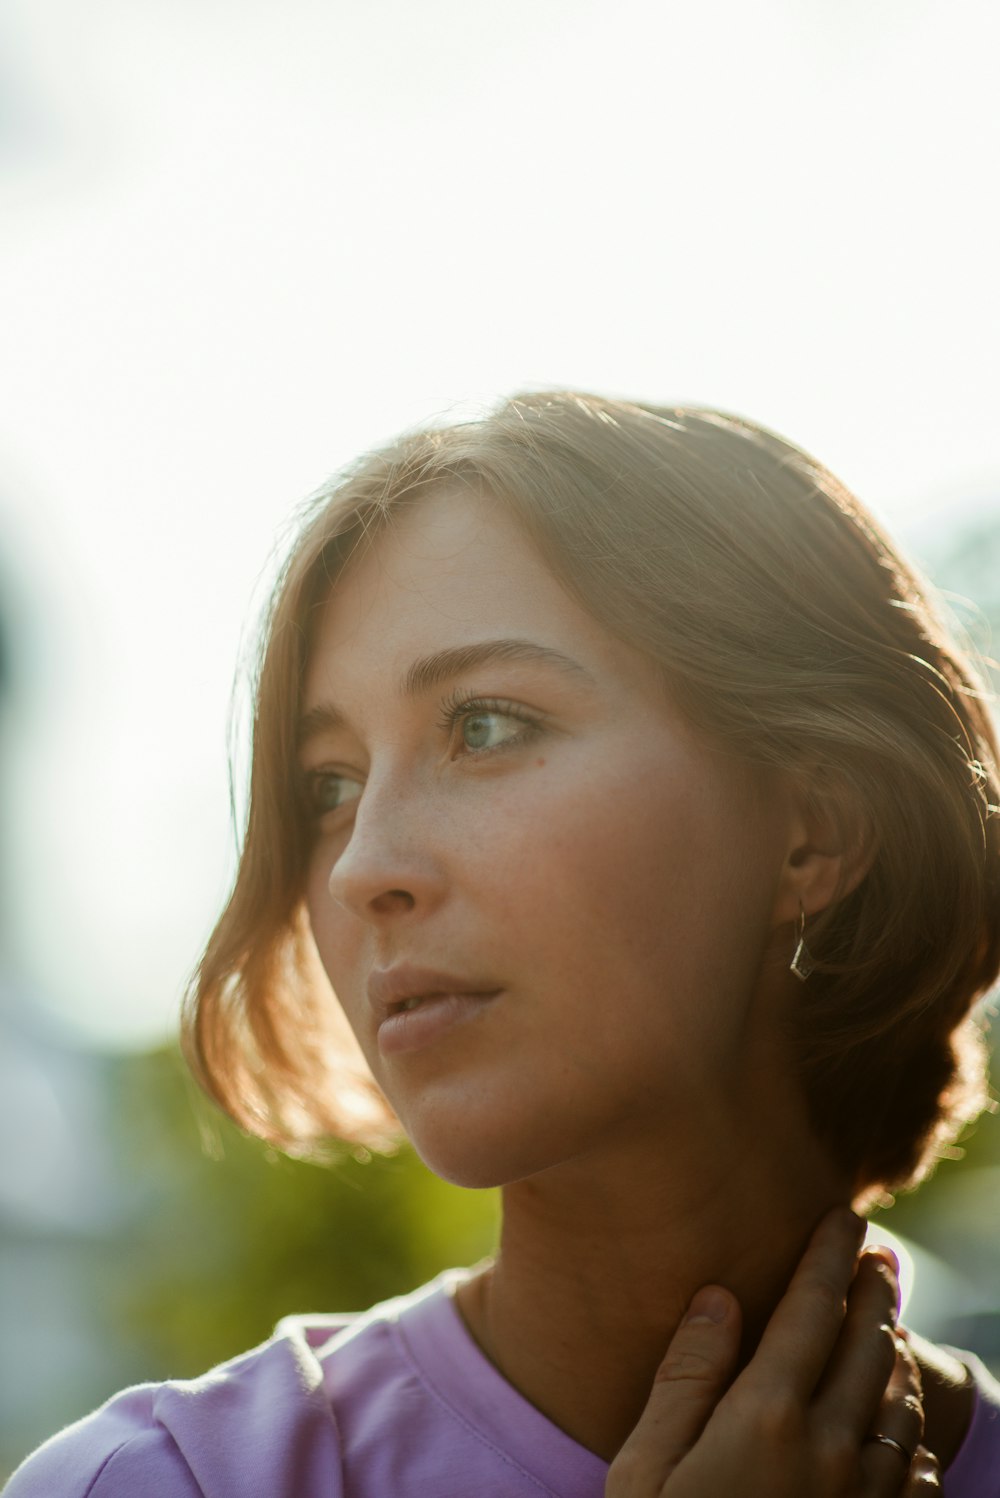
[415,1149,512,1192]
[399,1094,598,1191]
[404,1125,522,1191]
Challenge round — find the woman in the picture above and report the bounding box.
[7,392,1000,1496]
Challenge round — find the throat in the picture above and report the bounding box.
[453,1263,662,1460]
[451,1144,859,1461]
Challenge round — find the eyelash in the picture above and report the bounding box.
[436,690,543,755]
[301,692,544,822]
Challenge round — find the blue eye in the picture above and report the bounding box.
[460,710,526,751]
[308,772,363,815]
[439,693,542,756]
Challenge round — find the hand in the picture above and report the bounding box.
[605,1209,942,1496]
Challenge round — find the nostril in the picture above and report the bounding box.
[370,888,417,915]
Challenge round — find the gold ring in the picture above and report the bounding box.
[867,1433,912,1466]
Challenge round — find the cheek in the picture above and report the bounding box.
[305,854,365,1018]
[500,752,712,925]
[305,856,331,959]
[497,756,776,1034]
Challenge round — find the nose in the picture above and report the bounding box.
[325,773,446,924]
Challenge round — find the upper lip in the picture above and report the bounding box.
[367,964,502,1021]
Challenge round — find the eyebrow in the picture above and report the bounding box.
[297,638,594,748]
[403,639,593,695]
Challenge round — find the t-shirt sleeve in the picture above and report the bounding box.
[3,1388,202,1497]
[3,1331,343,1498]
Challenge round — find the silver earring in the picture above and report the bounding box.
[790,905,814,982]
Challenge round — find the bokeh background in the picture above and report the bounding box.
[1,0,999,1480]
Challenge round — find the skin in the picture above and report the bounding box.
[606,1215,944,1494]
[299,487,974,1484]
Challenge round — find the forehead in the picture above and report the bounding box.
[303,487,655,703]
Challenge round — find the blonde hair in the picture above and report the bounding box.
[183,391,1000,1193]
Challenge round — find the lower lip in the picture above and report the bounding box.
[377,992,501,1056]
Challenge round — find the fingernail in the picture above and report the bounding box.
[912,1447,941,1485]
[868,1246,900,1277]
[873,1251,901,1321]
[683,1288,729,1325]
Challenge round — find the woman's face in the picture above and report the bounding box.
[301,488,800,1187]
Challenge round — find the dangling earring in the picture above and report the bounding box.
[790,903,814,982]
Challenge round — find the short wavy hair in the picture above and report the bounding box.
[183,391,1000,1195]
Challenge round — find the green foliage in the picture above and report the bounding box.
[107,1046,499,1378]
[874,1086,1000,1254]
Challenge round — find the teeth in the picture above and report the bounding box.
[400,997,423,1012]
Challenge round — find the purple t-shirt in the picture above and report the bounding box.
[5,1272,999,1496]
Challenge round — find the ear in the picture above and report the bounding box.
[772,771,876,928]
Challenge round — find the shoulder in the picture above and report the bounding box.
[3,1273,587,1498]
[3,1327,342,1498]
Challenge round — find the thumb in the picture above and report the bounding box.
[606,1287,741,1497]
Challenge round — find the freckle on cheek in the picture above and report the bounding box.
[536,757,546,767]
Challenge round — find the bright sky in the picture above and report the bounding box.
[0,0,997,1047]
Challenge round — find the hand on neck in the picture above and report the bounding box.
[456,1099,855,1461]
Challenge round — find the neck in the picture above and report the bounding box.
[456,1116,853,1460]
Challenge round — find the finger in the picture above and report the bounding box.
[750,1207,866,1398]
[815,1249,901,1438]
[861,1340,925,1492]
[904,1445,942,1492]
[607,1287,741,1495]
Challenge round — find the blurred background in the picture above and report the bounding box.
[1,0,998,1480]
